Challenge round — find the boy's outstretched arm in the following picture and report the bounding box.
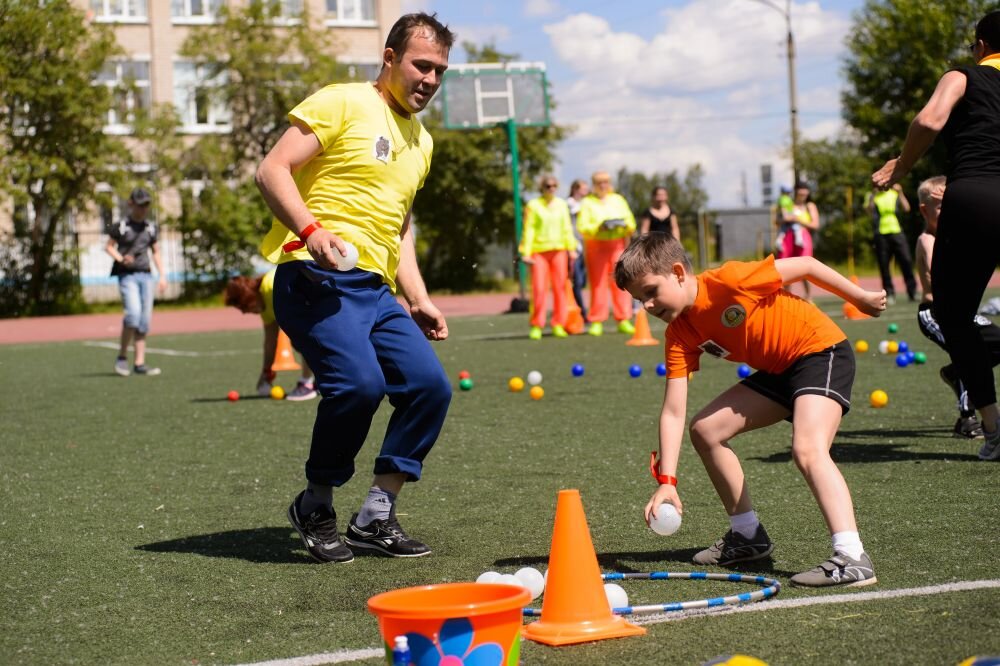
[775,256,887,316]
[646,376,688,522]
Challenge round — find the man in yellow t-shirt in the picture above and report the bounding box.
[255,12,455,564]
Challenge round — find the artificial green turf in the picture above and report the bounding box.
[2,297,999,665]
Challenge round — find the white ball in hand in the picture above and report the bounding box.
[648,502,682,536]
[335,241,358,271]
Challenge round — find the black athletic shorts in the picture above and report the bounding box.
[740,339,854,418]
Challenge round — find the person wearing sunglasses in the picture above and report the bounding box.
[520,176,578,339]
[872,10,1000,461]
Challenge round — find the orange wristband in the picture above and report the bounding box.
[282,222,320,253]
[649,451,678,486]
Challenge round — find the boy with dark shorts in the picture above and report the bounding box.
[913,176,1000,439]
[615,233,887,587]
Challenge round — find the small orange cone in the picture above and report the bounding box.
[564,280,585,335]
[626,309,659,346]
[271,329,301,372]
[843,276,871,320]
[522,489,645,646]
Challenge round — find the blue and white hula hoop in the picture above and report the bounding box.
[521,571,781,617]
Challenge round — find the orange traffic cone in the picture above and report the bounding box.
[843,276,871,320]
[626,309,659,346]
[564,280,585,335]
[522,489,646,646]
[271,329,301,372]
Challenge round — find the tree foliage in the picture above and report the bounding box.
[613,165,708,253]
[842,0,992,187]
[411,43,568,291]
[0,0,125,315]
[176,1,348,296]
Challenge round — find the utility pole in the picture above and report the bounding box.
[751,0,800,184]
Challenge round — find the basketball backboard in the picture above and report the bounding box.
[441,62,550,129]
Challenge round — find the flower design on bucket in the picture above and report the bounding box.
[405,617,504,666]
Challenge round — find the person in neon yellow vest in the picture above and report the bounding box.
[864,183,916,304]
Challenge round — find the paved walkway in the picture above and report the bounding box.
[3,273,998,345]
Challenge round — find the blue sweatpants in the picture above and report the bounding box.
[273,261,452,486]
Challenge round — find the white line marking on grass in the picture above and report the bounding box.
[229,579,1000,666]
[230,647,384,666]
[83,341,254,357]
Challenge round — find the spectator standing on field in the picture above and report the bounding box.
[865,183,917,304]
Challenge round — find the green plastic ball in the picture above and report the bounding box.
[459,378,473,391]
[913,351,927,364]
[888,323,899,333]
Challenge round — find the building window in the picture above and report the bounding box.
[171,0,224,22]
[344,62,380,81]
[90,0,148,21]
[96,60,152,132]
[269,0,303,22]
[173,62,231,133]
[326,0,375,25]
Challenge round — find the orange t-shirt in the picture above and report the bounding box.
[664,256,846,378]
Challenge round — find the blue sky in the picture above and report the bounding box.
[402,0,867,207]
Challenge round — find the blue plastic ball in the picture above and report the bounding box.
[571,363,585,377]
[737,364,752,379]
[895,353,911,368]
[655,363,667,377]
[629,364,642,378]
[898,340,909,353]
[906,350,915,363]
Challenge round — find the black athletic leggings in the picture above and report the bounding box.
[931,176,1000,409]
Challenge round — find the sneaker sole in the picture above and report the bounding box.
[343,537,432,558]
[285,394,317,402]
[694,544,775,567]
[287,506,354,564]
[791,575,878,588]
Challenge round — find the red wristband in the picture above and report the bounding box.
[282,222,320,253]
[649,451,678,486]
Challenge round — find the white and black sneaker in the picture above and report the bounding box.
[287,491,354,563]
[980,426,1000,461]
[344,509,431,558]
[791,551,877,588]
[114,357,130,376]
[693,524,774,566]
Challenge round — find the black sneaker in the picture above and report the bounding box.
[287,491,354,563]
[954,415,984,439]
[693,524,774,566]
[344,508,431,558]
[133,364,161,376]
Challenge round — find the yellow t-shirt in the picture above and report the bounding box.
[259,267,276,325]
[576,193,636,240]
[259,82,433,292]
[520,197,576,255]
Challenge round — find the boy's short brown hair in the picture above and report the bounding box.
[614,233,692,290]
[917,175,946,206]
[224,275,262,313]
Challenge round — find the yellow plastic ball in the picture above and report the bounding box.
[855,340,869,353]
[887,340,899,354]
[508,376,525,392]
[529,386,544,400]
[869,389,888,408]
[270,385,285,400]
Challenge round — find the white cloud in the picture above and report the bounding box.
[523,0,559,18]
[451,23,512,49]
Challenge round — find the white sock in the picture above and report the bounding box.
[729,510,760,539]
[299,376,314,387]
[832,531,864,560]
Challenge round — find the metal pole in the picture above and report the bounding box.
[785,0,800,184]
[506,118,528,301]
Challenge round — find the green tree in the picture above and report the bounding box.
[843,0,992,187]
[412,43,568,291]
[176,1,348,296]
[0,0,125,315]
[613,166,708,256]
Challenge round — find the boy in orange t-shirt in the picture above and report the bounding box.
[615,233,887,587]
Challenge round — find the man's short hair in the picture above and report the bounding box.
[384,12,455,58]
[614,233,692,290]
[917,175,947,206]
[976,10,1000,51]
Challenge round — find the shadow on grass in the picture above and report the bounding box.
[494,551,797,578]
[136,527,312,564]
[190,395,271,403]
[748,440,980,464]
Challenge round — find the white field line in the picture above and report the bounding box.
[83,340,254,357]
[230,579,1000,666]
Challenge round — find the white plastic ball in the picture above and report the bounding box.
[514,567,545,600]
[497,574,522,588]
[476,571,501,584]
[335,241,359,271]
[877,340,890,355]
[603,583,629,610]
[648,502,682,536]
[526,370,543,386]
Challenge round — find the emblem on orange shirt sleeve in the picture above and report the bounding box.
[698,339,730,358]
[721,304,746,328]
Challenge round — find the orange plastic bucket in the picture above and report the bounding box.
[368,582,531,665]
